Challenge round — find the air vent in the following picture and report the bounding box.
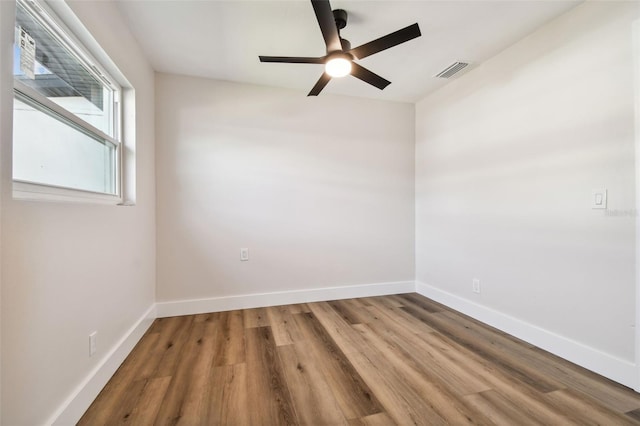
[435,62,470,79]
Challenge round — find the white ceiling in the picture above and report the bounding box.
[116,0,581,103]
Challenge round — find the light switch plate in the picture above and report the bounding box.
[592,189,607,209]
[240,248,249,261]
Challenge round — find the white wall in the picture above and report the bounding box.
[0,0,7,419]
[416,0,638,371]
[156,74,414,304]
[0,1,156,424]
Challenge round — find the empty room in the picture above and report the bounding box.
[1,0,640,424]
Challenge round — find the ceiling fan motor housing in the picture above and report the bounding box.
[333,9,348,30]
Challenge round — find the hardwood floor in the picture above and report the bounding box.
[79,294,640,425]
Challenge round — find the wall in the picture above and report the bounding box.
[0,1,7,420]
[415,1,638,384]
[0,1,156,424]
[155,74,414,307]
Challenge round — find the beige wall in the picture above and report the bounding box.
[416,2,638,367]
[155,74,415,303]
[0,1,156,424]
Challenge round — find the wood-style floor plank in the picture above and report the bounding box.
[401,304,566,394]
[409,297,640,414]
[419,331,575,425]
[244,326,298,425]
[153,315,196,379]
[207,364,250,425]
[212,310,245,366]
[347,345,451,424]
[364,319,492,396]
[125,376,172,425]
[80,294,640,425]
[277,343,349,425]
[328,299,379,325]
[292,311,383,419]
[243,307,270,328]
[544,388,639,425]
[627,408,640,422]
[154,321,215,425]
[396,292,448,313]
[463,389,548,426]
[307,300,371,355]
[348,412,396,426]
[353,322,491,424]
[267,305,304,346]
[287,303,311,314]
[364,296,437,334]
[107,379,148,424]
[529,344,640,413]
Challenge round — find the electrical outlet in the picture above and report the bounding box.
[89,332,97,357]
[472,278,481,294]
[240,248,249,261]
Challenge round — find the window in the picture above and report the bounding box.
[12,0,121,201]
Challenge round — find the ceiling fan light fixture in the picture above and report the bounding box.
[325,55,352,78]
[258,0,421,96]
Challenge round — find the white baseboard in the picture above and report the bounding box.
[156,281,416,318]
[48,304,157,426]
[415,281,637,389]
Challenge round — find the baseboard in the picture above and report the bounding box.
[156,280,416,318]
[415,281,637,389]
[47,304,157,426]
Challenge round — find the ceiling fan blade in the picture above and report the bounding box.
[259,56,325,64]
[308,72,331,96]
[349,23,421,60]
[350,62,391,90]
[311,0,342,53]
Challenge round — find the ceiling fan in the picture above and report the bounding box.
[259,0,421,96]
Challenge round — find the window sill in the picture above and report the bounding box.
[13,180,128,205]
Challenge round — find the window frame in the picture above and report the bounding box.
[12,0,124,204]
